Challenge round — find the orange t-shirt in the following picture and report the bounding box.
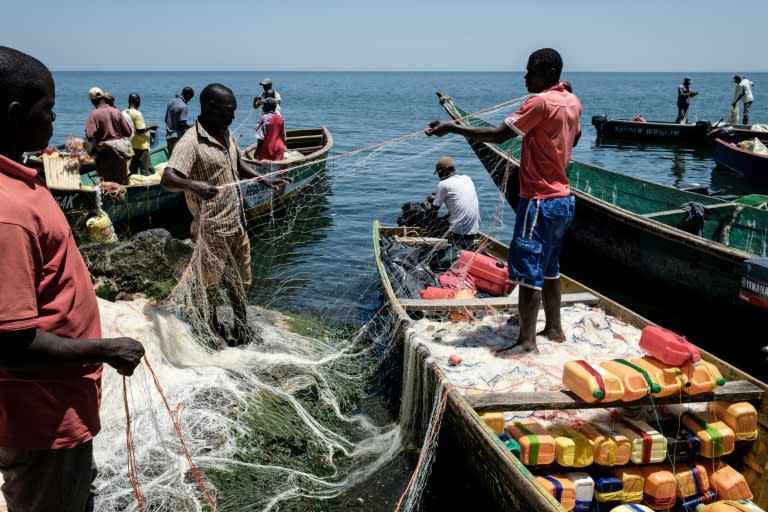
[504,82,582,199]
[0,154,102,450]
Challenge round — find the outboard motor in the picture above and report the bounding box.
[696,120,712,131]
[738,258,768,312]
[592,114,608,136]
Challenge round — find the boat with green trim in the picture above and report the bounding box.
[437,92,768,334]
[374,220,768,512]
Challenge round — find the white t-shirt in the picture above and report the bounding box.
[734,79,754,103]
[433,174,481,235]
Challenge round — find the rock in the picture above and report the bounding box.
[80,229,193,298]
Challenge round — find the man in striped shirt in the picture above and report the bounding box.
[161,83,288,348]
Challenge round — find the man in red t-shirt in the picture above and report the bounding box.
[0,46,145,512]
[427,48,582,355]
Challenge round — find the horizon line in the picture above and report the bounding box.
[51,69,768,74]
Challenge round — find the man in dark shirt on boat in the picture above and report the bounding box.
[161,83,288,348]
[165,86,194,154]
[426,48,582,356]
[85,86,135,184]
[675,77,698,123]
[0,45,145,512]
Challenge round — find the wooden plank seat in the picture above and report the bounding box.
[642,202,740,219]
[468,380,763,413]
[399,291,599,311]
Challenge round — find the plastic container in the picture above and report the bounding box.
[639,325,701,365]
[637,465,676,510]
[575,421,631,466]
[608,505,654,512]
[612,467,644,503]
[710,401,759,441]
[671,462,710,499]
[562,360,625,403]
[627,356,685,398]
[565,472,594,512]
[497,432,522,458]
[454,250,514,295]
[535,474,576,511]
[419,286,454,300]
[592,470,623,512]
[707,463,753,500]
[682,411,735,458]
[549,425,594,468]
[85,211,118,243]
[681,360,725,395]
[479,412,505,435]
[600,359,658,401]
[610,417,667,464]
[505,418,556,465]
[697,500,766,512]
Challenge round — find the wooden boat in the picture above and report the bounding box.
[374,220,767,511]
[592,115,713,144]
[713,138,768,182]
[437,92,768,335]
[45,144,183,227]
[241,127,333,215]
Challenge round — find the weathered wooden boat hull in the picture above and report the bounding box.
[592,115,712,144]
[374,221,768,511]
[713,137,768,182]
[438,93,768,326]
[50,144,183,226]
[241,127,333,215]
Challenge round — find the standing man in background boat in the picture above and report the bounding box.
[165,86,194,155]
[0,46,145,512]
[85,87,134,184]
[732,75,755,125]
[161,83,288,348]
[253,97,286,163]
[426,48,581,355]
[124,92,159,175]
[253,77,282,112]
[675,77,698,123]
[424,155,480,251]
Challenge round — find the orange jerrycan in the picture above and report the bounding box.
[505,418,556,465]
[549,425,594,468]
[562,360,625,403]
[535,473,576,511]
[575,421,631,466]
[680,360,726,395]
[610,417,667,464]
[710,401,758,441]
[637,465,677,510]
[479,412,505,435]
[611,466,644,503]
[600,359,659,401]
[707,463,754,501]
[671,462,710,499]
[627,356,685,397]
[682,410,735,458]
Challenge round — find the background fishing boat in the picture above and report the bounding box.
[42,144,183,228]
[592,115,713,144]
[713,138,768,182]
[374,221,768,512]
[241,127,333,215]
[438,93,768,355]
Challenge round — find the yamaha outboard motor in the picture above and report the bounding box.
[738,258,768,311]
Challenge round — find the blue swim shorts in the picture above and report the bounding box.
[508,195,575,290]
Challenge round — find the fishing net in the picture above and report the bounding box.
[50,97,528,511]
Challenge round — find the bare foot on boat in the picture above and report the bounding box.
[495,343,539,357]
[538,327,566,342]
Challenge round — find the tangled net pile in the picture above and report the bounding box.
[87,98,524,511]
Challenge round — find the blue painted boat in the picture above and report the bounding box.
[713,137,768,182]
[592,115,712,145]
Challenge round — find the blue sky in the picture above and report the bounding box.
[5,0,766,72]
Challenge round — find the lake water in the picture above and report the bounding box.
[49,71,768,509]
